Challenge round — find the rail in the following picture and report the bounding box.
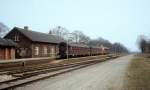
[0,54,121,90]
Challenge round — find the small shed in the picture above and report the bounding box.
[0,38,17,60]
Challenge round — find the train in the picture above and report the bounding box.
[58,42,109,59]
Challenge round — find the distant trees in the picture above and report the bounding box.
[49,27,90,44]
[71,30,90,44]
[49,26,69,40]
[88,37,129,53]
[0,22,9,37]
[110,43,129,53]
[88,37,112,47]
[137,35,150,53]
[49,26,129,53]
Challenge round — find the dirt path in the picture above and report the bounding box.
[16,55,133,90]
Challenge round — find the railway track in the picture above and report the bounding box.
[0,62,97,90]
[0,55,117,77]
[0,55,110,75]
[0,55,119,90]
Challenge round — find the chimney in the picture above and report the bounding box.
[24,26,28,30]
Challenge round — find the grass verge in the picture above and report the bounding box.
[123,54,150,90]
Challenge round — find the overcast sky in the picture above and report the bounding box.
[0,0,150,51]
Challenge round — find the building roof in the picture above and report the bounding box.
[0,37,17,47]
[13,27,65,44]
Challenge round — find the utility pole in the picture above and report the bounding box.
[67,35,69,60]
[66,33,73,60]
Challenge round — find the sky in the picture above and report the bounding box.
[0,0,150,52]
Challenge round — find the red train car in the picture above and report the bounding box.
[100,45,109,55]
[58,42,109,59]
[68,43,90,57]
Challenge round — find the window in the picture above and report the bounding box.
[43,47,47,55]
[14,35,17,41]
[20,48,27,57]
[51,47,55,57]
[35,46,39,55]
[14,35,19,41]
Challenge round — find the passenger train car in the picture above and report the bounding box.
[58,42,109,59]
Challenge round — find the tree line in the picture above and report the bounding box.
[49,26,129,53]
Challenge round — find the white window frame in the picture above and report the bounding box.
[50,47,55,57]
[43,46,47,55]
[14,35,17,41]
[35,46,39,55]
[14,35,19,41]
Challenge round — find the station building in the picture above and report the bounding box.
[4,26,64,58]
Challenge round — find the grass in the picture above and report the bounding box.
[123,54,150,90]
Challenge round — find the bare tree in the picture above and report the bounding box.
[111,43,129,53]
[0,22,9,37]
[88,37,129,53]
[137,35,146,53]
[71,30,90,44]
[49,26,69,40]
[137,35,149,53]
[71,30,80,43]
[88,37,112,47]
[49,27,90,44]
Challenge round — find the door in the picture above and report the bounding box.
[7,49,11,59]
[0,48,5,60]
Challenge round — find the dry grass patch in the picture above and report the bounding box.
[123,55,150,90]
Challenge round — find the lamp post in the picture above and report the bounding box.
[67,35,69,60]
[115,46,117,55]
[66,33,73,60]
